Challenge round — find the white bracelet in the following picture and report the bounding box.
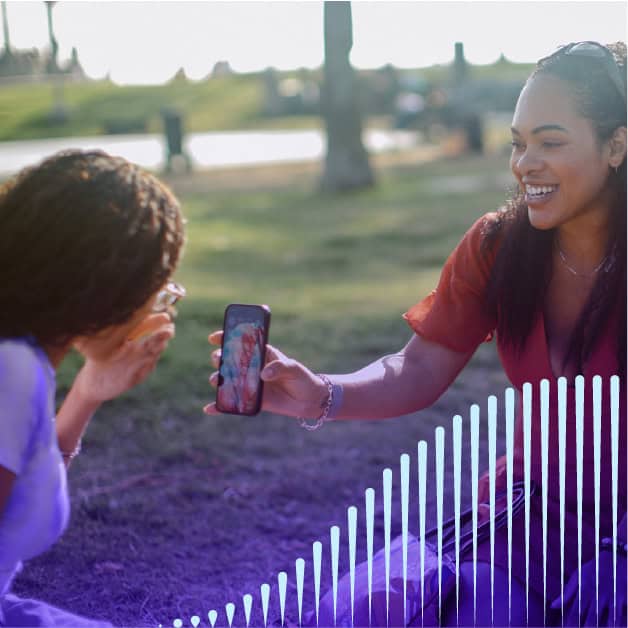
[61,439,82,461]
[298,374,337,431]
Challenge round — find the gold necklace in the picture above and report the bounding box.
[556,240,608,278]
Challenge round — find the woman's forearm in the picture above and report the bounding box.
[55,382,101,468]
[328,335,473,421]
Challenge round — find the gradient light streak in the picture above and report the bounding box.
[558,377,567,625]
[365,488,375,626]
[610,375,620,624]
[522,382,532,624]
[296,558,305,627]
[452,415,462,625]
[435,427,445,623]
[575,375,585,621]
[488,396,497,625]
[383,469,393,626]
[243,594,253,628]
[225,602,235,627]
[330,526,340,626]
[417,441,427,625]
[470,404,480,625]
[260,583,270,628]
[505,387,515,626]
[593,375,602,622]
[208,609,218,628]
[540,378,550,627]
[347,507,358,627]
[278,572,287,627]
[400,454,410,627]
[313,542,322,626]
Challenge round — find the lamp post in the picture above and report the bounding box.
[2,1,11,55]
[44,1,67,122]
[45,0,58,73]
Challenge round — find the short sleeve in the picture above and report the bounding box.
[0,342,42,474]
[403,213,499,353]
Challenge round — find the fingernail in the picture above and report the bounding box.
[262,366,276,378]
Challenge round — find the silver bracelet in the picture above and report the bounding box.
[60,439,82,461]
[298,374,335,431]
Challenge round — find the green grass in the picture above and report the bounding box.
[0,73,300,141]
[0,59,533,141]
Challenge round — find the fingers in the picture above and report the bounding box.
[209,371,219,388]
[210,349,221,369]
[208,330,223,346]
[203,402,220,415]
[128,313,172,341]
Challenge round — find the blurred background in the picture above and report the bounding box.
[0,1,625,175]
[1,2,625,626]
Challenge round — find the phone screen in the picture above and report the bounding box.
[216,304,270,416]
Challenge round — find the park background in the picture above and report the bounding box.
[0,2,625,626]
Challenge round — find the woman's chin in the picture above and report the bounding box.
[527,206,557,231]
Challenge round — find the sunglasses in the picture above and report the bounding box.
[541,41,626,105]
[153,282,186,314]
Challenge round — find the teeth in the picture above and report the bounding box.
[526,184,557,195]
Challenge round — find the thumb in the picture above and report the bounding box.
[261,360,284,381]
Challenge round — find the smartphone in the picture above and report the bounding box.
[215,304,271,416]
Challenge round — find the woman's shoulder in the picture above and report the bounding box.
[0,339,48,395]
[449,211,504,269]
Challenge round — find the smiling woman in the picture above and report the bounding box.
[206,40,627,627]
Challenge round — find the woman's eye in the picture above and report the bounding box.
[510,141,523,150]
[542,141,563,148]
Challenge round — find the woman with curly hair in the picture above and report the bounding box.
[0,150,185,626]
[208,41,627,626]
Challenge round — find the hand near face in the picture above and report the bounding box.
[73,313,175,404]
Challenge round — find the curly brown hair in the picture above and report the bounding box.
[483,41,626,377]
[0,150,186,348]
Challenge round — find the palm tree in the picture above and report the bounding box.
[2,1,11,56]
[320,1,374,192]
[44,1,58,73]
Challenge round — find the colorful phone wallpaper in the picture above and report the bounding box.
[217,312,267,415]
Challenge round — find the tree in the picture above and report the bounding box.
[2,1,11,55]
[320,1,374,192]
[44,1,58,73]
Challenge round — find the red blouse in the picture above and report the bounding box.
[403,212,626,598]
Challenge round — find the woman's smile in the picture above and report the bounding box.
[524,183,560,206]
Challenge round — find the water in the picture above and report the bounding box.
[0,128,417,176]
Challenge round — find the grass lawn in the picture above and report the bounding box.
[14,150,516,626]
[0,59,534,142]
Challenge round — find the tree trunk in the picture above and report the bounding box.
[320,1,374,192]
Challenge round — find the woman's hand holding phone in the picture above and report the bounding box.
[204,330,328,419]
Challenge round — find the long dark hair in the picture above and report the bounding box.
[483,42,627,377]
[0,150,186,349]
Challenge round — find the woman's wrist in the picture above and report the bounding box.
[299,374,343,430]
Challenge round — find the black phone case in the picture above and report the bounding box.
[215,303,271,416]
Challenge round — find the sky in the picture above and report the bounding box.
[0,1,626,85]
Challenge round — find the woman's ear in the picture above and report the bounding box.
[608,126,627,168]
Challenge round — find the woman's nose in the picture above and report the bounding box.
[512,147,543,177]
